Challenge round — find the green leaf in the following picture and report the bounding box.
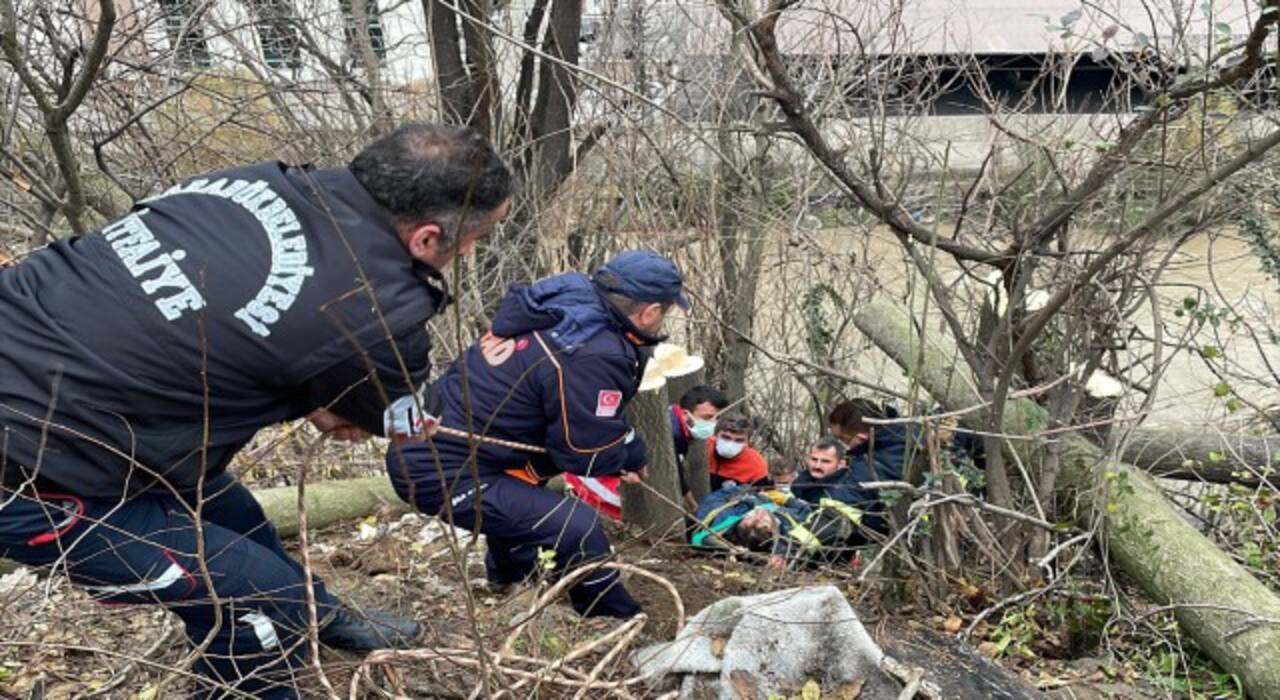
[1183,296,1199,310]
[1200,344,1221,359]
[538,548,557,571]
[1226,398,1243,413]
[1208,450,1226,463]
[1214,382,1232,397]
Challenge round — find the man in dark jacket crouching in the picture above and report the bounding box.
[0,123,511,699]
[387,251,689,619]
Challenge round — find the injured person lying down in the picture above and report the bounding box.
[690,476,866,570]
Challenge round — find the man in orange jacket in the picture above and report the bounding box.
[707,413,769,489]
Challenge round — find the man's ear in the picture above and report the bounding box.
[640,302,664,325]
[404,222,442,259]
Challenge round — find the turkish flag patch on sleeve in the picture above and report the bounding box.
[596,390,623,417]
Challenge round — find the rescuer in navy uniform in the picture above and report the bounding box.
[0,123,511,698]
[387,250,690,618]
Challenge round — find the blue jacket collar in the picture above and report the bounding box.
[491,272,665,350]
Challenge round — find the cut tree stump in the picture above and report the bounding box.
[621,386,685,539]
[666,367,706,408]
[684,434,711,505]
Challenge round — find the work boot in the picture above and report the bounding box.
[319,604,423,651]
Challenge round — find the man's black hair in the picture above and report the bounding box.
[827,398,887,436]
[717,413,752,436]
[350,123,512,227]
[809,435,848,461]
[678,385,729,412]
[728,512,775,550]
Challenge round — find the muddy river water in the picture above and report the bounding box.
[734,228,1277,426]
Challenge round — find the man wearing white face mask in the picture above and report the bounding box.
[707,414,769,490]
[670,385,729,464]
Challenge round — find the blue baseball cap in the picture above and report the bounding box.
[593,250,691,310]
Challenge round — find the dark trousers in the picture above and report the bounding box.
[0,472,337,699]
[394,472,641,618]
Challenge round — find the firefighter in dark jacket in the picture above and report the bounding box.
[386,250,689,619]
[827,399,930,534]
[0,124,511,699]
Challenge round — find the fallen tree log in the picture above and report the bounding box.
[853,300,1280,700]
[1121,428,1280,488]
[0,475,406,576]
[251,475,404,538]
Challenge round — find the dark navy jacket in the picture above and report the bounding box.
[387,273,652,511]
[849,421,924,487]
[790,466,885,535]
[793,419,925,533]
[791,468,864,508]
[0,164,445,498]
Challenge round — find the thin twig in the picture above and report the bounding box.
[569,614,647,700]
[881,655,941,699]
[298,434,341,699]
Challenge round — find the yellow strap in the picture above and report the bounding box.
[817,498,864,525]
[787,525,822,551]
[761,489,790,505]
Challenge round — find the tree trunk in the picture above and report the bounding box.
[621,387,684,539]
[705,58,766,403]
[508,0,549,149]
[526,0,580,201]
[459,0,499,138]
[0,476,405,576]
[1119,428,1280,488]
[854,299,1280,700]
[474,0,582,318]
[348,0,392,134]
[666,367,705,408]
[422,0,473,126]
[684,438,711,506]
